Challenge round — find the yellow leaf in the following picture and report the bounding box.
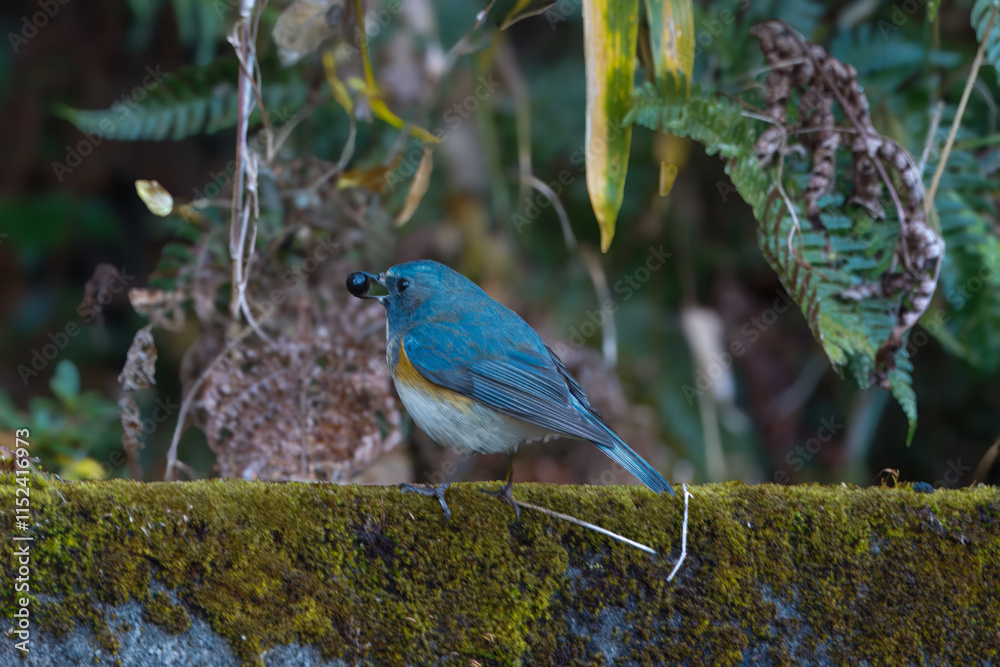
[135,180,174,217]
[56,456,108,481]
[395,146,434,226]
[338,155,403,192]
[174,204,205,224]
[658,162,678,196]
[655,132,688,196]
[583,0,639,252]
[322,48,354,115]
[369,97,440,145]
[644,0,695,93]
[352,0,439,145]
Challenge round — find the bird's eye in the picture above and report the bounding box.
[398,278,411,292]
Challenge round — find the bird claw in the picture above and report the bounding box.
[478,483,520,523]
[400,482,451,521]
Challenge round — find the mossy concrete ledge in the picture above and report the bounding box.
[1,478,998,665]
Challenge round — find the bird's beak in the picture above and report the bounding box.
[364,271,389,303]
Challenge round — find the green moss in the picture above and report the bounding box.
[1,478,998,665]
[143,592,191,634]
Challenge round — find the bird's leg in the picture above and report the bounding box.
[478,454,520,522]
[399,482,451,521]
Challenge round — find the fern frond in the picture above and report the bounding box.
[972,0,1000,85]
[931,148,1000,370]
[888,351,918,444]
[630,84,919,436]
[55,56,309,142]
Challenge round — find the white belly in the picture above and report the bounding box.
[394,379,550,455]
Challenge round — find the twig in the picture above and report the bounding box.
[578,246,617,367]
[811,52,912,256]
[738,111,817,273]
[525,175,576,250]
[164,347,230,481]
[742,110,826,277]
[918,101,944,176]
[871,157,911,271]
[972,437,1000,485]
[696,385,726,482]
[738,56,808,84]
[228,19,253,310]
[776,150,804,262]
[497,42,533,209]
[767,352,829,417]
[925,3,997,214]
[337,115,358,170]
[667,483,692,582]
[513,499,657,555]
[267,103,317,163]
[520,172,617,366]
[173,460,198,480]
[227,2,273,347]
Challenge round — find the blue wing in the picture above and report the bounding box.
[404,323,607,442]
[403,322,674,495]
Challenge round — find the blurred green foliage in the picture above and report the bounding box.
[0,361,119,479]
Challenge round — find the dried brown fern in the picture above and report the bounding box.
[752,20,944,387]
[197,295,399,482]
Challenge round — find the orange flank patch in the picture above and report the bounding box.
[396,342,477,414]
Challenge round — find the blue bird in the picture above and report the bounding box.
[346,260,673,519]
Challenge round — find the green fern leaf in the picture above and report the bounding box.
[888,351,918,444]
[972,0,1000,85]
[630,83,919,438]
[55,56,309,142]
[930,148,1000,370]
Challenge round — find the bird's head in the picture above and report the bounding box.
[346,260,477,322]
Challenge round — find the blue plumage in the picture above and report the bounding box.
[348,259,674,498]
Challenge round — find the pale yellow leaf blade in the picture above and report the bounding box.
[644,0,695,92]
[583,0,639,252]
[395,147,434,226]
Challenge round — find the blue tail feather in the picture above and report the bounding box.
[594,430,674,496]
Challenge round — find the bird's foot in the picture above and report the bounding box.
[399,482,451,521]
[478,482,520,523]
